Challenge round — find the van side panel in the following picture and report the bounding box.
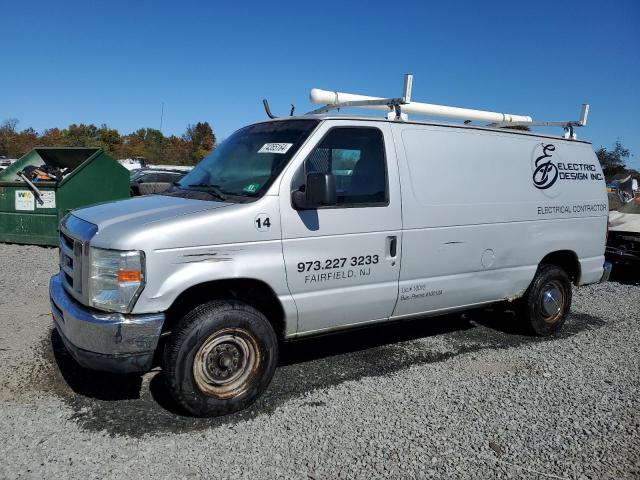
[392,125,607,318]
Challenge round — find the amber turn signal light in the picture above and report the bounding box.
[117,270,142,283]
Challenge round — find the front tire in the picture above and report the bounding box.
[163,300,278,417]
[517,264,572,336]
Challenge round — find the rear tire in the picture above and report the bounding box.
[163,300,278,417]
[517,264,572,336]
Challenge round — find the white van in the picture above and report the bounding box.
[50,83,610,416]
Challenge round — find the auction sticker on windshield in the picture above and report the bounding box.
[258,143,293,154]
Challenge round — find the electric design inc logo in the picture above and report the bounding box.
[531,142,603,195]
[532,144,558,190]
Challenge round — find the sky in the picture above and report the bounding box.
[1,0,639,167]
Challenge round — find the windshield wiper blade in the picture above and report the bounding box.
[186,183,228,200]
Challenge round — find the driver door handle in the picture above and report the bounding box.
[388,236,397,258]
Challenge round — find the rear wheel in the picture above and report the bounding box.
[517,264,572,336]
[163,300,278,417]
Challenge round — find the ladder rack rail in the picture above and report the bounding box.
[305,74,589,139]
[488,104,589,139]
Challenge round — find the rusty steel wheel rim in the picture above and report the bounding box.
[193,328,260,399]
[540,280,566,325]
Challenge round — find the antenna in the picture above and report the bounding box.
[306,74,590,139]
[159,102,164,132]
[263,99,277,119]
[262,99,296,118]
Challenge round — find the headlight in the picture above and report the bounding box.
[89,247,145,312]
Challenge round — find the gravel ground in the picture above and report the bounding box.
[0,243,638,479]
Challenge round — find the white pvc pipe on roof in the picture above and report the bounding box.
[309,88,533,123]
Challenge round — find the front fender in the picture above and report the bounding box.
[130,240,297,334]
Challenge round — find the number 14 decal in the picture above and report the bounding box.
[255,213,271,231]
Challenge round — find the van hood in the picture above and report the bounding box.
[72,195,230,231]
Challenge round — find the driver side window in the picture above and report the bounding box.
[304,127,388,206]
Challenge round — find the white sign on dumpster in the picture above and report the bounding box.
[36,191,56,209]
[15,190,35,211]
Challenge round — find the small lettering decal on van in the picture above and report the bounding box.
[400,283,443,302]
[254,213,271,231]
[536,203,607,216]
[258,143,293,154]
[296,255,379,283]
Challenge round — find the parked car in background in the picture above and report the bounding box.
[607,196,640,269]
[119,157,147,171]
[130,168,187,196]
[148,164,193,172]
[607,175,638,210]
[0,157,17,171]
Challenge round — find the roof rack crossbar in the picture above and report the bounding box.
[307,97,406,116]
[488,104,589,139]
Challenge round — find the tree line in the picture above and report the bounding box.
[596,140,637,179]
[0,119,216,165]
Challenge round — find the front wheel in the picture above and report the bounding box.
[517,264,572,336]
[163,300,278,417]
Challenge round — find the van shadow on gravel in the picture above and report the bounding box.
[44,308,606,437]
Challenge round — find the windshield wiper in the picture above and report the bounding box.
[186,183,228,201]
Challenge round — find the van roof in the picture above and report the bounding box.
[259,114,592,145]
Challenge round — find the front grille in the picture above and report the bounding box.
[59,232,83,295]
[59,215,98,304]
[60,231,74,251]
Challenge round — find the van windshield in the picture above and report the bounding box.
[175,119,319,200]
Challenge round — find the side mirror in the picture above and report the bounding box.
[292,172,337,210]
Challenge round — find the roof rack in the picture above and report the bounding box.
[306,74,589,139]
[487,104,589,140]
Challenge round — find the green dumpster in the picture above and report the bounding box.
[0,147,130,246]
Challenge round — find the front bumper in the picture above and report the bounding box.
[49,273,165,373]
